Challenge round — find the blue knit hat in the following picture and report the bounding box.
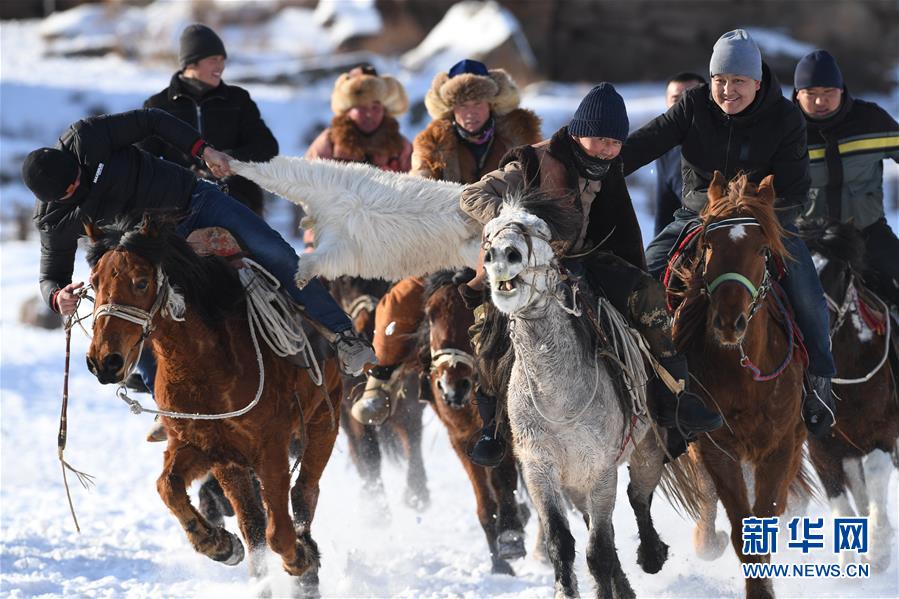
[448,59,489,79]
[568,83,629,142]
[709,29,762,81]
[794,50,844,90]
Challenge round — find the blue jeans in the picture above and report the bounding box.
[645,208,836,378]
[136,181,352,394]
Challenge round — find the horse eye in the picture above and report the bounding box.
[135,279,149,291]
[758,247,769,256]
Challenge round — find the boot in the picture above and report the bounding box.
[351,365,395,425]
[468,390,506,467]
[803,374,835,438]
[654,355,723,434]
[334,329,377,376]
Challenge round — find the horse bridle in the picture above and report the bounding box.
[701,217,772,321]
[343,294,379,322]
[430,347,477,374]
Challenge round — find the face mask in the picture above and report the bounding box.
[570,138,613,181]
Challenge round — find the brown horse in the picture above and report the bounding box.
[799,218,899,572]
[329,276,430,515]
[422,270,527,575]
[84,215,342,595]
[671,173,806,599]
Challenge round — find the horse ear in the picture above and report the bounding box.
[84,222,104,242]
[708,171,727,204]
[138,212,162,238]
[757,174,776,205]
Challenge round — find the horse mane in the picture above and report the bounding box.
[85,212,245,324]
[423,268,475,299]
[797,217,867,274]
[502,188,583,250]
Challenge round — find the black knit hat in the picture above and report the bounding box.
[794,50,844,90]
[179,24,227,68]
[21,148,80,202]
[568,83,629,142]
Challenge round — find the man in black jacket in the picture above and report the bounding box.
[793,50,899,306]
[23,108,375,385]
[622,29,837,437]
[138,24,278,216]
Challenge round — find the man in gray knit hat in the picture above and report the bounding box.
[623,29,838,438]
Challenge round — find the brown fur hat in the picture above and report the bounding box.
[424,62,521,120]
[331,66,409,117]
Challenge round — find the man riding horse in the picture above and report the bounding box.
[22,108,376,390]
[460,83,724,465]
[621,29,838,437]
[352,59,542,432]
[792,49,899,308]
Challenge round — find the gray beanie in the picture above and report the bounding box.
[709,29,762,81]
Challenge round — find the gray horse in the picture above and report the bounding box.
[481,196,676,599]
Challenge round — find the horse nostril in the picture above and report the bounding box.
[102,353,124,374]
[713,314,724,330]
[506,247,522,264]
[735,314,748,333]
[436,379,445,393]
[86,355,97,374]
[484,248,494,263]
[457,379,471,399]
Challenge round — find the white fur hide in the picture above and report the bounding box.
[231,157,482,282]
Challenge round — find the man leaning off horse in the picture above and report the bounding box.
[22,108,376,390]
[621,29,837,438]
[792,49,899,308]
[460,83,724,465]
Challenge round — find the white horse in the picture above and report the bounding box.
[230,157,481,284]
[482,195,679,599]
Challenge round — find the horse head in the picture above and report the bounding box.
[424,271,477,409]
[483,203,558,316]
[798,217,866,306]
[84,213,242,385]
[698,171,788,347]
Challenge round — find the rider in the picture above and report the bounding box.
[792,49,899,307]
[460,83,724,466]
[138,23,278,216]
[23,108,376,388]
[621,29,837,437]
[300,64,413,247]
[351,59,542,430]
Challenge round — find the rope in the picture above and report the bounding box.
[832,293,892,385]
[737,289,797,382]
[430,347,477,373]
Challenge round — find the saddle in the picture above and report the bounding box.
[186,227,322,368]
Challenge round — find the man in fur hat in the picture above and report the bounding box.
[299,64,412,246]
[460,83,724,465]
[352,59,542,430]
[139,24,278,216]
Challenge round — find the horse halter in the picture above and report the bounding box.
[702,217,772,318]
[430,347,477,374]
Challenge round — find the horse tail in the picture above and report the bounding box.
[792,444,824,507]
[657,434,707,522]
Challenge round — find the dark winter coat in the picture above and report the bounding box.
[139,74,278,210]
[460,126,645,270]
[34,109,204,308]
[654,144,683,235]
[622,64,810,221]
[794,88,899,228]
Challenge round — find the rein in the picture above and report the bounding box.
[824,270,892,385]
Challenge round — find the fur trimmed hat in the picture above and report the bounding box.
[424,59,521,120]
[330,65,409,117]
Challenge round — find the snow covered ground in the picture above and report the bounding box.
[1,3,898,598]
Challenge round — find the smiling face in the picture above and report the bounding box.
[346,100,386,134]
[483,207,556,315]
[711,74,761,115]
[183,54,226,87]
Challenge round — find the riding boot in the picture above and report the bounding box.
[468,390,507,468]
[653,354,724,434]
[803,374,836,438]
[352,364,397,425]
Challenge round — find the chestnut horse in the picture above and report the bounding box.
[84,215,342,595]
[671,173,806,599]
[329,276,430,515]
[799,218,898,571]
[422,270,527,575]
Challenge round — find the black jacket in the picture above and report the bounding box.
[794,87,899,228]
[623,64,810,220]
[33,108,203,308]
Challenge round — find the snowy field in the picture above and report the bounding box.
[2,3,898,598]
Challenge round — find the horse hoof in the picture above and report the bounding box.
[212,529,244,566]
[404,487,430,512]
[637,538,669,574]
[694,528,728,561]
[497,529,527,560]
[490,557,515,576]
[292,568,321,599]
